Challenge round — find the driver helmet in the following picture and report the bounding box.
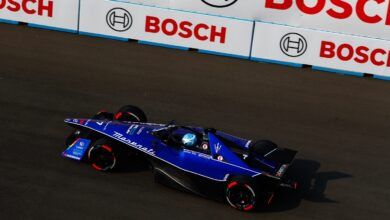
[182,133,197,147]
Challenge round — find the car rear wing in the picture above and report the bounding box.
[264,148,297,164]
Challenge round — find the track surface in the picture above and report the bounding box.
[1,23,390,220]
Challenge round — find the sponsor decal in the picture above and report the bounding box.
[184,149,195,155]
[126,124,139,135]
[145,16,227,44]
[319,40,390,67]
[198,152,212,159]
[280,33,307,57]
[0,0,53,17]
[137,127,145,135]
[184,149,212,159]
[103,121,111,131]
[264,0,390,26]
[112,131,155,155]
[63,138,91,161]
[276,164,288,177]
[96,121,104,126]
[201,0,238,8]
[106,8,133,32]
[71,119,86,125]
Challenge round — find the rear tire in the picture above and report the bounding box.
[226,176,257,211]
[115,105,147,122]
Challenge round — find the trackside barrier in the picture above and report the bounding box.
[170,0,262,21]
[120,0,169,7]
[1,0,390,81]
[258,0,390,42]
[0,0,79,33]
[251,22,390,78]
[168,0,390,42]
[78,0,254,59]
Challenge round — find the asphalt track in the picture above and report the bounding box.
[1,23,390,220]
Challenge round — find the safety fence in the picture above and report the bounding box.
[1,0,390,80]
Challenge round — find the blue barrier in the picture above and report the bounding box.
[312,66,364,77]
[251,57,303,68]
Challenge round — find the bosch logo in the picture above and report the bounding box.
[106,8,132,32]
[0,0,53,17]
[320,41,390,67]
[145,16,227,44]
[201,0,238,8]
[265,0,390,26]
[280,33,307,57]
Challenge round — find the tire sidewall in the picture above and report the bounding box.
[88,139,118,171]
[226,176,257,211]
[115,105,147,122]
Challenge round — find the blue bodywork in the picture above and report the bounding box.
[63,118,284,182]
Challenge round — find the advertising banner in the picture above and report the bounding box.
[168,0,390,41]
[79,0,254,58]
[169,0,262,20]
[0,0,79,32]
[251,22,390,77]
[118,0,169,7]
[259,0,390,41]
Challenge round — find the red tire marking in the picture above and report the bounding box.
[228,181,237,189]
[115,112,123,120]
[126,112,141,121]
[92,163,103,171]
[101,145,112,152]
[243,204,254,211]
[267,193,275,205]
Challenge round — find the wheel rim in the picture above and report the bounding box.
[88,145,116,171]
[226,182,256,211]
[115,111,141,122]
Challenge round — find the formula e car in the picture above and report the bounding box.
[62,105,298,211]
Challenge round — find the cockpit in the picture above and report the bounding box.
[151,125,211,154]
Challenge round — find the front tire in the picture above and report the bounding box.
[226,176,257,211]
[88,139,120,171]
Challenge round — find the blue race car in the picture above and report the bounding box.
[63,105,298,211]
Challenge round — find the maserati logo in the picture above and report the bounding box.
[214,143,222,153]
[280,33,308,57]
[201,0,238,8]
[106,8,133,32]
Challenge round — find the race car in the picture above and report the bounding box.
[62,105,298,211]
